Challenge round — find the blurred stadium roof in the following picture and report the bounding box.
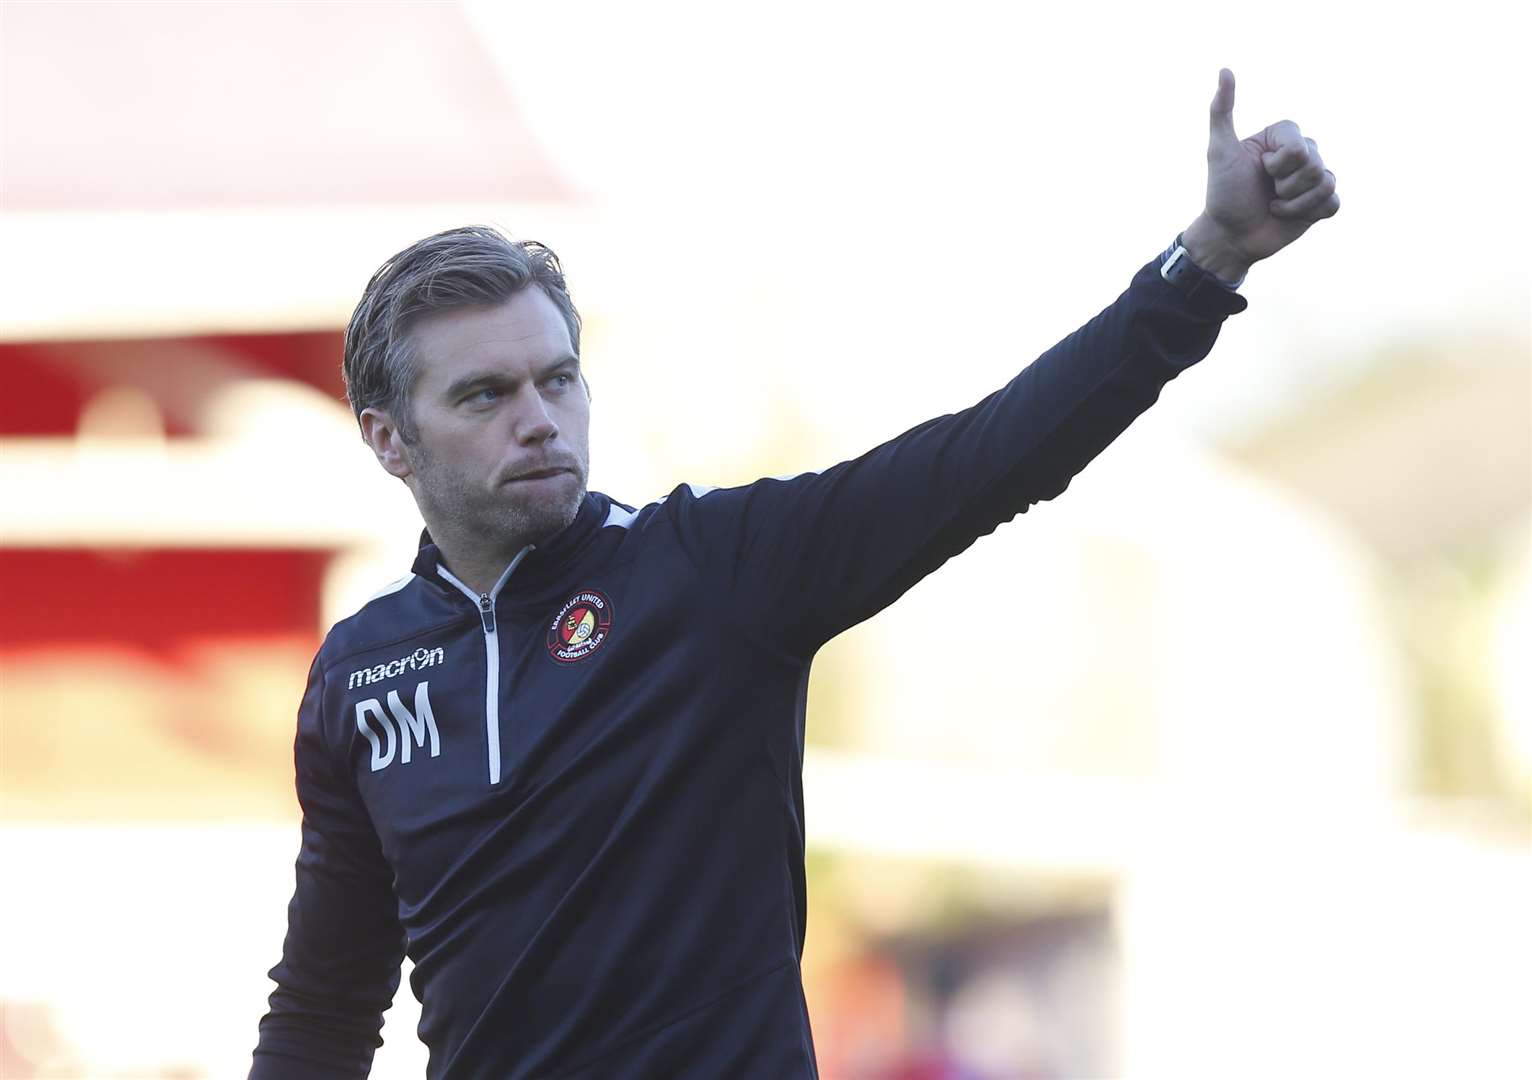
[0,0,592,340]
[0,0,572,209]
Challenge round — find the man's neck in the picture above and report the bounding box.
[419,512,542,597]
[433,537,533,599]
[424,504,584,597]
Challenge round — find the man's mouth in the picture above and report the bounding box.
[506,467,570,482]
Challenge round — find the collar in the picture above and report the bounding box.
[409,490,612,593]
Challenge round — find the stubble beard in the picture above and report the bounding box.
[405,442,588,554]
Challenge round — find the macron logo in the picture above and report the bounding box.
[348,646,445,690]
[356,681,440,773]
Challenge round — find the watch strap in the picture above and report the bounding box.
[1160,233,1245,294]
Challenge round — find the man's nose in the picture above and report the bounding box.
[514,390,559,445]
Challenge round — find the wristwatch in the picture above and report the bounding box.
[1160,233,1245,296]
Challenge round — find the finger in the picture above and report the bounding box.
[1260,122,1310,178]
[1271,170,1340,219]
[1274,156,1329,200]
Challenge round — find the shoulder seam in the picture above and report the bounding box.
[364,572,416,603]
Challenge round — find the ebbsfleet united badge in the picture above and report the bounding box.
[546,590,613,663]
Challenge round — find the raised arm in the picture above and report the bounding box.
[665,69,1337,660]
[250,658,407,1079]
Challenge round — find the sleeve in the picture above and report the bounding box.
[666,250,1248,659]
[250,656,408,1079]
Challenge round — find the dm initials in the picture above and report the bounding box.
[355,681,440,772]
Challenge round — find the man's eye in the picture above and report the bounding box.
[471,387,499,403]
[551,373,572,389]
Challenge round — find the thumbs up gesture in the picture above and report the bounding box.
[1184,69,1340,282]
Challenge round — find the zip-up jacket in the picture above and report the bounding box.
[250,246,1247,1078]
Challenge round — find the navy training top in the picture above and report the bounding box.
[250,247,1247,1078]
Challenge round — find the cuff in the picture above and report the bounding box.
[1156,236,1249,317]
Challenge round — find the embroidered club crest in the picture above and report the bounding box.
[546,589,613,663]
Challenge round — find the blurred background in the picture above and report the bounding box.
[1,1,1528,1077]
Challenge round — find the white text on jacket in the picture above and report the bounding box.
[355,681,440,772]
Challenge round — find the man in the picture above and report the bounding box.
[250,69,1338,1078]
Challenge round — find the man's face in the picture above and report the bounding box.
[370,286,591,551]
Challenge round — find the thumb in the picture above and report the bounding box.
[1208,67,1239,156]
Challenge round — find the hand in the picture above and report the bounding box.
[1189,68,1340,276]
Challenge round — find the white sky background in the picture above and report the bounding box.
[463,0,1530,453]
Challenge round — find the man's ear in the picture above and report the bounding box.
[359,407,414,480]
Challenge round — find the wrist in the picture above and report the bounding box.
[1182,215,1252,286]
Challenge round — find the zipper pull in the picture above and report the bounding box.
[478,593,496,634]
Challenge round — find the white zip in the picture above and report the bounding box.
[436,547,534,785]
